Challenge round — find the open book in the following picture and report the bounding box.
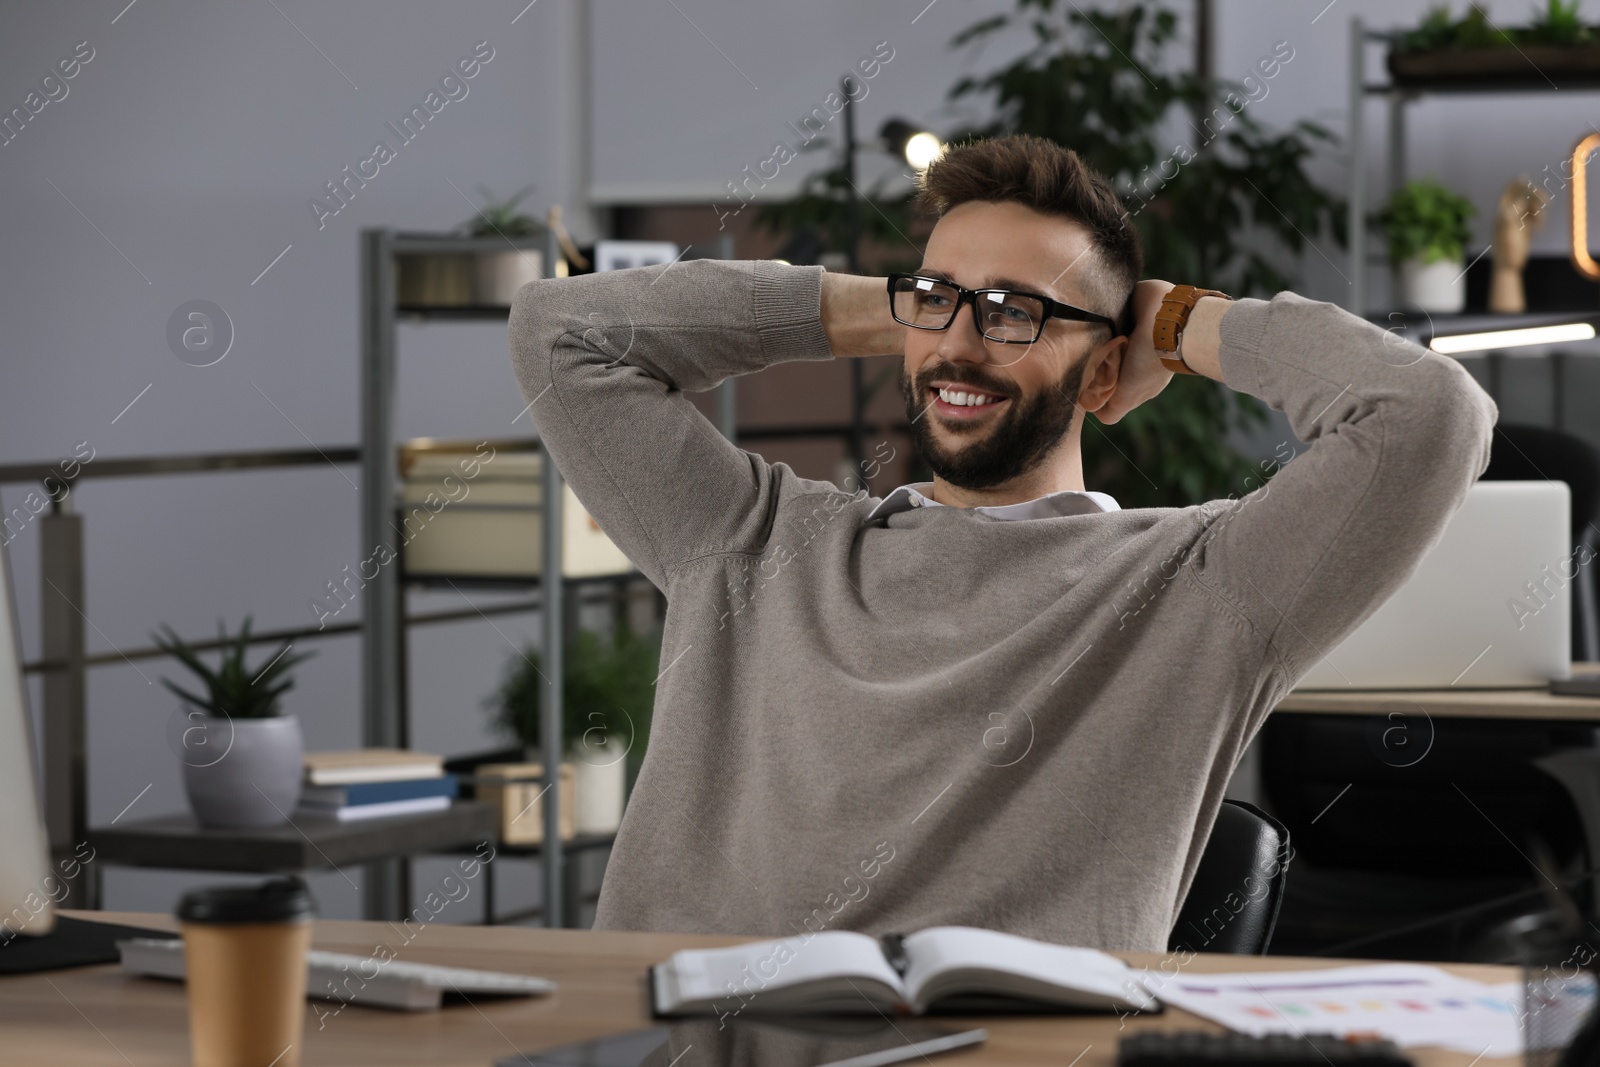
[649,926,1160,1018]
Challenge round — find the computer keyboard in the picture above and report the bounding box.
[1118,1030,1413,1066]
[117,936,557,1011]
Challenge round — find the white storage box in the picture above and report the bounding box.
[397,449,634,580]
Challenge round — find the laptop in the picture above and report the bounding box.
[0,544,190,972]
[0,541,57,938]
[1295,480,1572,689]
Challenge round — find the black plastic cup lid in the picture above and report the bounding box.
[176,876,313,923]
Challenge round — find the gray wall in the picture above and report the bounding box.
[2,0,1596,921]
[2,0,596,921]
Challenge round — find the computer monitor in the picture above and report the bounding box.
[0,541,57,938]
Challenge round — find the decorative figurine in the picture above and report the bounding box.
[1491,175,1553,313]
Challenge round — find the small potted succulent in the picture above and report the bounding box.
[460,184,547,305]
[484,620,660,835]
[1379,178,1477,313]
[154,617,315,828]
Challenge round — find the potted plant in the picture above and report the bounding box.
[460,184,547,305]
[484,619,661,835]
[1389,1,1600,86]
[153,617,315,829]
[1379,178,1477,313]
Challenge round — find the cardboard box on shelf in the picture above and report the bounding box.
[475,762,576,844]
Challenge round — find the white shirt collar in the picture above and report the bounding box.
[864,481,1121,523]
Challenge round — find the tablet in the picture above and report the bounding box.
[497,1017,986,1067]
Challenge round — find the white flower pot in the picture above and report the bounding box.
[179,714,303,829]
[473,249,544,306]
[1398,254,1465,314]
[572,741,627,835]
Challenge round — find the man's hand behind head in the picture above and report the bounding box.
[1082,279,1177,426]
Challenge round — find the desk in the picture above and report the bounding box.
[1,911,1520,1066]
[1278,662,1600,721]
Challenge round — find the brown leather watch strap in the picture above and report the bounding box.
[1153,284,1230,375]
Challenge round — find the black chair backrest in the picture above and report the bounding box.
[1261,715,1591,878]
[1168,800,1290,956]
[1482,423,1600,538]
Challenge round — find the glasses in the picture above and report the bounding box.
[887,273,1121,347]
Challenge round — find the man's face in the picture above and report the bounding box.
[898,201,1112,492]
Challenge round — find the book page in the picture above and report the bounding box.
[660,931,905,1013]
[902,926,1154,1012]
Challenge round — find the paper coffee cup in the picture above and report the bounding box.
[177,876,313,1067]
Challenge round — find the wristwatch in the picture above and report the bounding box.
[1153,284,1230,375]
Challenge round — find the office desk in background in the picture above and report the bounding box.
[1,911,1521,1067]
[1278,662,1600,721]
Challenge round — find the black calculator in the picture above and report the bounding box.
[1118,1030,1413,1066]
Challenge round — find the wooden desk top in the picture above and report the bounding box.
[0,911,1521,1066]
[1278,662,1600,721]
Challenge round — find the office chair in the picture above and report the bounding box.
[1258,425,1600,960]
[1480,423,1600,663]
[1482,426,1600,929]
[1168,800,1289,956]
[1260,712,1593,959]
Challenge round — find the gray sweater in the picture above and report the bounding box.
[507,259,1497,952]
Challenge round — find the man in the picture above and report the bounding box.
[507,134,1496,952]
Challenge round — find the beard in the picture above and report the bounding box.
[899,354,1088,491]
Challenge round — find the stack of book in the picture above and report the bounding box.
[300,749,456,822]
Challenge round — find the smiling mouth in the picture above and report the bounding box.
[929,382,1010,419]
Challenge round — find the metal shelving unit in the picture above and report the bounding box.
[1346,17,1600,317]
[362,230,796,926]
[362,228,586,925]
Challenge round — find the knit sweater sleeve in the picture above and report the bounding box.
[1184,292,1499,687]
[506,259,834,590]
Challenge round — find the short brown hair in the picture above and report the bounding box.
[913,134,1141,335]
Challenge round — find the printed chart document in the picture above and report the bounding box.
[1140,962,1595,1058]
[651,926,1158,1018]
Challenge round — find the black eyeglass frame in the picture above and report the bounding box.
[885,272,1122,345]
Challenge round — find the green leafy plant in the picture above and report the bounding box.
[1529,0,1593,45]
[485,620,662,774]
[1397,3,1513,49]
[1398,4,1473,50]
[151,616,315,719]
[1378,179,1477,265]
[756,0,1345,509]
[460,184,544,237]
[1396,1,1593,51]
[1451,3,1514,48]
